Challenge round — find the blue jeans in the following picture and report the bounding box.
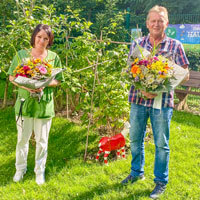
[129,103,173,184]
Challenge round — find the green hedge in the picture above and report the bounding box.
[185,50,200,71]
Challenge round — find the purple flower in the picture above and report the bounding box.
[135,76,139,82]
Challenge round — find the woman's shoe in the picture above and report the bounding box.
[36,173,45,185]
[13,170,26,182]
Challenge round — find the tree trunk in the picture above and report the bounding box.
[2,78,8,108]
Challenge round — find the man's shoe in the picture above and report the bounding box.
[150,182,166,199]
[36,173,45,185]
[121,174,145,185]
[13,170,26,182]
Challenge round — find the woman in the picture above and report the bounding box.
[8,24,64,185]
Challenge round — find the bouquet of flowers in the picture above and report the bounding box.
[125,45,189,109]
[13,58,52,80]
[126,45,188,92]
[129,55,174,92]
[13,58,65,101]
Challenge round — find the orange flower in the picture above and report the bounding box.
[131,65,139,74]
[147,64,151,69]
[164,64,170,70]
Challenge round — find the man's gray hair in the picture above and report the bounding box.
[147,5,169,22]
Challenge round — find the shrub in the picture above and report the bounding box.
[186,50,200,71]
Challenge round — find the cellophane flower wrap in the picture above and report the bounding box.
[125,44,189,109]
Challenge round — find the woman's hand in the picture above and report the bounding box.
[141,91,157,99]
[9,75,45,93]
[28,87,45,93]
[48,79,60,87]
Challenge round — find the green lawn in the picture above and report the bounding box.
[183,44,200,52]
[0,107,200,200]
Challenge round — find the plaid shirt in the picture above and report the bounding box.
[128,34,189,108]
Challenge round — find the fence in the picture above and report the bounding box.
[128,13,200,38]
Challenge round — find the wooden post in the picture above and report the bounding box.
[65,34,69,118]
[84,56,99,161]
[66,89,69,119]
[175,87,190,110]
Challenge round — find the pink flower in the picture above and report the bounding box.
[153,56,159,61]
[39,66,47,75]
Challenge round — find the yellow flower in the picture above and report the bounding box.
[136,68,141,75]
[35,68,40,72]
[160,75,166,78]
[134,58,139,63]
[140,74,144,79]
[46,63,53,68]
[34,58,41,63]
[133,74,137,78]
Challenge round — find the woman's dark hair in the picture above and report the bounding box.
[31,24,54,48]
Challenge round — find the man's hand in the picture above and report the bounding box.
[141,91,157,99]
[181,67,190,83]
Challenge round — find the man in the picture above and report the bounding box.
[121,5,189,199]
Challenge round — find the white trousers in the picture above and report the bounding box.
[15,116,52,174]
